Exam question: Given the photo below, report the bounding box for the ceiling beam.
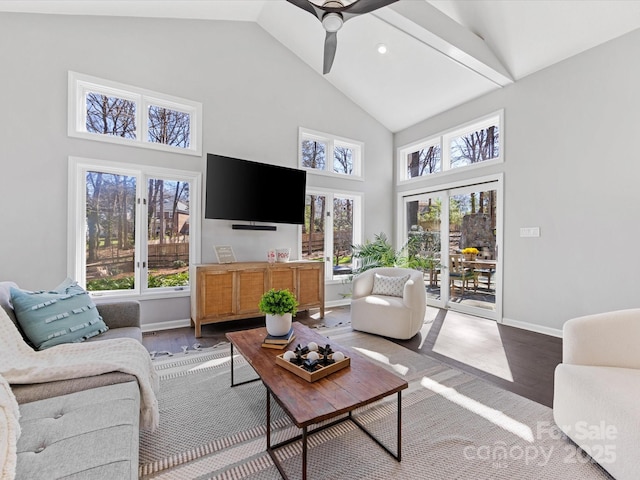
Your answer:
[374,0,513,87]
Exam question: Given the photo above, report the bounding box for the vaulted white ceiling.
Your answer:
[2,0,640,132]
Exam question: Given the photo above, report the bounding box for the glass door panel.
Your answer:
[448,186,498,316]
[405,193,443,307]
[302,194,327,263]
[146,178,190,290]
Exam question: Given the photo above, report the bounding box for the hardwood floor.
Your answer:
[142,305,562,408]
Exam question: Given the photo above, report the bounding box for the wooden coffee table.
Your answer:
[226,322,408,480]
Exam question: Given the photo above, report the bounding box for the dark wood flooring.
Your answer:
[142,305,562,408]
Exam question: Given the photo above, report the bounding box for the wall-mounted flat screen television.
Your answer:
[205,153,307,226]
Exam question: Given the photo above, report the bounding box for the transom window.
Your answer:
[68,157,201,297]
[398,110,502,182]
[68,71,202,156]
[299,127,363,179]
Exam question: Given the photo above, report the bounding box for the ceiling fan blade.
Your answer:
[343,0,398,16]
[285,0,324,21]
[323,31,338,74]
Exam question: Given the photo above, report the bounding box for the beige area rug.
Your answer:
[139,325,613,480]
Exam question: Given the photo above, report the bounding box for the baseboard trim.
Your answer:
[501,317,562,338]
[142,319,191,333]
[141,302,351,332]
[325,299,351,308]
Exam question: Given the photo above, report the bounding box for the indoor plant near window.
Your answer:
[258,289,298,336]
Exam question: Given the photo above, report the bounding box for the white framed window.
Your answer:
[398,110,503,183]
[300,188,363,282]
[68,71,202,156]
[67,157,201,298]
[299,127,363,179]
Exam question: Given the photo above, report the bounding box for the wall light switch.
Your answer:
[520,227,540,237]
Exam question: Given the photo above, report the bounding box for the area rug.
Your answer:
[139,325,613,480]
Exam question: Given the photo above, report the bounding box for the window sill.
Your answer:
[90,288,190,302]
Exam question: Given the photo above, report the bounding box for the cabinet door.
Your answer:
[237,268,268,314]
[201,270,234,318]
[270,266,296,294]
[297,264,323,307]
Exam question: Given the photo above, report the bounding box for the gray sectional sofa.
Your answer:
[0,281,144,480]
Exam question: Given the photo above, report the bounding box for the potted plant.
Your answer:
[258,288,298,336]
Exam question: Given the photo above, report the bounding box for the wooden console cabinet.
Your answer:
[191,261,325,337]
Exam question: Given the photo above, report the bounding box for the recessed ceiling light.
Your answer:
[377,43,388,55]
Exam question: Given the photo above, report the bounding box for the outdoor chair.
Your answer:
[449,254,478,296]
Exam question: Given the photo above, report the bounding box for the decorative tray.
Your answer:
[275,350,350,382]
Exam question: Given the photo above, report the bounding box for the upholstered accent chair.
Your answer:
[553,309,640,480]
[350,267,426,340]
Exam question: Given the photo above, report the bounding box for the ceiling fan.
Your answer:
[286,0,399,74]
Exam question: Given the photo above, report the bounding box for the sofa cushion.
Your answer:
[16,381,140,480]
[10,286,108,350]
[371,273,410,297]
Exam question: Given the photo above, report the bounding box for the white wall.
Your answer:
[395,28,640,334]
[0,13,393,325]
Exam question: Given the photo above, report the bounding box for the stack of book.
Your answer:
[261,327,296,349]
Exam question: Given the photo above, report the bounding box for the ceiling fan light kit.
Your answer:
[287,0,399,74]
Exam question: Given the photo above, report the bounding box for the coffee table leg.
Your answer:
[302,426,308,480]
[230,343,235,387]
[229,342,260,387]
[397,391,402,461]
[266,388,271,449]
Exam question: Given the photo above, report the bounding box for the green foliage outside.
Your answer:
[351,232,439,274]
[87,271,189,291]
[258,289,298,316]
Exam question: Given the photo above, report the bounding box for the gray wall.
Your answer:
[0,13,393,326]
[395,28,640,334]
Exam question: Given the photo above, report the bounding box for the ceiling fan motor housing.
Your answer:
[322,12,343,32]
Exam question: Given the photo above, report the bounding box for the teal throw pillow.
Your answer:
[10,282,108,350]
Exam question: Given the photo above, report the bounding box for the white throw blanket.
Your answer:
[0,374,20,480]
[0,307,159,431]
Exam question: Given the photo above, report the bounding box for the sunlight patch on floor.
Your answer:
[188,355,233,372]
[353,347,410,376]
[420,376,534,442]
[432,311,514,382]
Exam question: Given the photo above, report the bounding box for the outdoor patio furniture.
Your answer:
[449,254,478,296]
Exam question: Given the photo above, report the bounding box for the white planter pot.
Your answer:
[265,313,292,336]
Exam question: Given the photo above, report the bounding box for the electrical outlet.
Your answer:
[520,227,540,237]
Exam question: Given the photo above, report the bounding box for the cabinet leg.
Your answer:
[195,321,202,338]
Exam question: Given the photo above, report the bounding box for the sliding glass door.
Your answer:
[403,180,501,320]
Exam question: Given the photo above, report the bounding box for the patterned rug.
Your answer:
[139,326,613,480]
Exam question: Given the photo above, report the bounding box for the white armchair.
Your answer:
[350,267,426,340]
[553,309,640,480]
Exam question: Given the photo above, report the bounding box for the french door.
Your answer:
[402,180,502,321]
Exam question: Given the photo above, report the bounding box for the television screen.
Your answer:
[205,154,307,225]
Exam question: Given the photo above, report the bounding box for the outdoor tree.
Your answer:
[301,140,326,170]
[333,146,353,174]
[148,106,191,148]
[85,93,136,138]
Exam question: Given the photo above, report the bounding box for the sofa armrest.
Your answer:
[563,308,640,369]
[96,301,141,330]
[11,372,137,404]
